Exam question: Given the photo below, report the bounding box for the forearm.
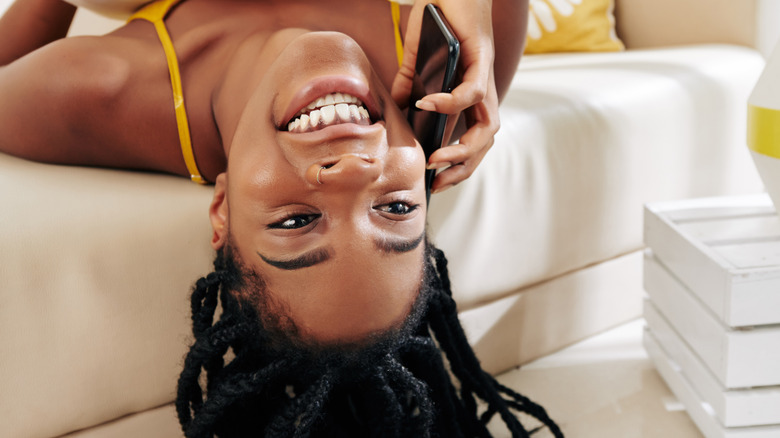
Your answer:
[0,0,77,65]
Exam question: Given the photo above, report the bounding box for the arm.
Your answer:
[0,0,77,65]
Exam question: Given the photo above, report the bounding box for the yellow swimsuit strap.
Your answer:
[129,0,206,184]
[129,0,406,184]
[389,0,404,68]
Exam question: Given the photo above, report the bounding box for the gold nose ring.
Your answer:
[316,166,325,184]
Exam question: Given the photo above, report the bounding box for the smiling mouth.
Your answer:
[286,92,373,133]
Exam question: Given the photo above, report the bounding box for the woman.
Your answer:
[0,0,526,350]
[0,1,562,436]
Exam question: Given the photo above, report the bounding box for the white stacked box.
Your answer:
[642,194,780,438]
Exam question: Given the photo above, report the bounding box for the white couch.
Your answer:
[1,0,771,436]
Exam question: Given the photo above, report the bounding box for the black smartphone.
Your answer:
[407,4,461,203]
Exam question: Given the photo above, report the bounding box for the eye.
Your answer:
[375,201,419,216]
[268,214,320,230]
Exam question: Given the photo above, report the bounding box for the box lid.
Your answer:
[644,194,780,327]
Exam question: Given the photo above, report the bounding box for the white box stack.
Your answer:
[642,194,780,438]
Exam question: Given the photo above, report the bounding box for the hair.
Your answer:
[176,240,563,438]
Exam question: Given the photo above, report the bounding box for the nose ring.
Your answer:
[316,166,325,184]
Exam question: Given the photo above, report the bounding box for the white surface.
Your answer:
[645,331,780,438]
[489,319,705,438]
[430,45,764,310]
[63,0,150,18]
[750,151,780,216]
[644,194,780,327]
[749,39,780,110]
[644,251,780,388]
[461,250,644,375]
[645,300,780,427]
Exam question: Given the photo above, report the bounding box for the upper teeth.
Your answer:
[287,92,371,132]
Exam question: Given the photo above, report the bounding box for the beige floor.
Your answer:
[489,318,704,438]
[63,319,702,438]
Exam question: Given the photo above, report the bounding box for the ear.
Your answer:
[210,173,229,250]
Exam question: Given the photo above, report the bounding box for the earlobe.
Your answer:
[210,173,229,250]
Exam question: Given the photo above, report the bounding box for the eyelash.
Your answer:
[268,214,321,230]
[267,201,419,230]
[375,201,420,216]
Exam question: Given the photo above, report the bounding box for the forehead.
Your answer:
[254,240,426,344]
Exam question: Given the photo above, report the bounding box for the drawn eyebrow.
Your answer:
[258,248,331,271]
[374,231,426,254]
[258,231,424,271]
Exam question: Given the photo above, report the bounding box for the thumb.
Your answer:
[390,61,416,109]
[389,1,426,108]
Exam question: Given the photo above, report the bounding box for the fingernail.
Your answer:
[415,99,436,111]
[426,161,451,170]
[432,184,454,194]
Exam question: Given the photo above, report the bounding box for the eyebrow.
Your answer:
[257,231,425,271]
[374,231,426,254]
[258,248,331,271]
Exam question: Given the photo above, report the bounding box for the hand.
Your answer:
[391,0,499,193]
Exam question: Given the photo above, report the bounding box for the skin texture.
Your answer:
[0,0,528,344]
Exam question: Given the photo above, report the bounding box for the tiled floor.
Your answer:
[490,318,704,438]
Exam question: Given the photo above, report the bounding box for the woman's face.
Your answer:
[210,31,428,345]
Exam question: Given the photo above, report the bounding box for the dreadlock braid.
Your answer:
[177,268,226,430]
[177,318,249,424]
[400,335,483,437]
[264,372,335,438]
[427,246,564,438]
[176,242,563,438]
[372,368,403,438]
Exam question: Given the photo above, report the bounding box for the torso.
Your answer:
[103,0,407,182]
[73,0,524,182]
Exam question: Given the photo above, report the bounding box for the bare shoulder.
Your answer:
[0,32,179,170]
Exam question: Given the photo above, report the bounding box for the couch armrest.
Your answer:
[616,0,780,57]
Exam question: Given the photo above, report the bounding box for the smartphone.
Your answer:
[407,4,461,202]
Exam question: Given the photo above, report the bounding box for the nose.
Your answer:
[307,154,381,189]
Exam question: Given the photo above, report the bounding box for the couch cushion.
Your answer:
[0,156,214,438]
[427,44,765,310]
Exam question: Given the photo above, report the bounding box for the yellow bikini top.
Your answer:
[130,0,406,184]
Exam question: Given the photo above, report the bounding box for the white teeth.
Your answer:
[349,104,360,120]
[309,109,321,127]
[335,103,350,120]
[298,113,310,131]
[287,92,373,132]
[320,105,336,124]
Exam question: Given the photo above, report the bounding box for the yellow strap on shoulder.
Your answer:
[390,1,404,68]
[130,0,206,184]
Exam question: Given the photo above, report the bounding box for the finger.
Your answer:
[416,35,494,113]
[390,2,425,107]
[430,137,494,193]
[426,100,498,167]
[391,62,416,110]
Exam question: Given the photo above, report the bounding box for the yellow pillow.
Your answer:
[525,0,624,54]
